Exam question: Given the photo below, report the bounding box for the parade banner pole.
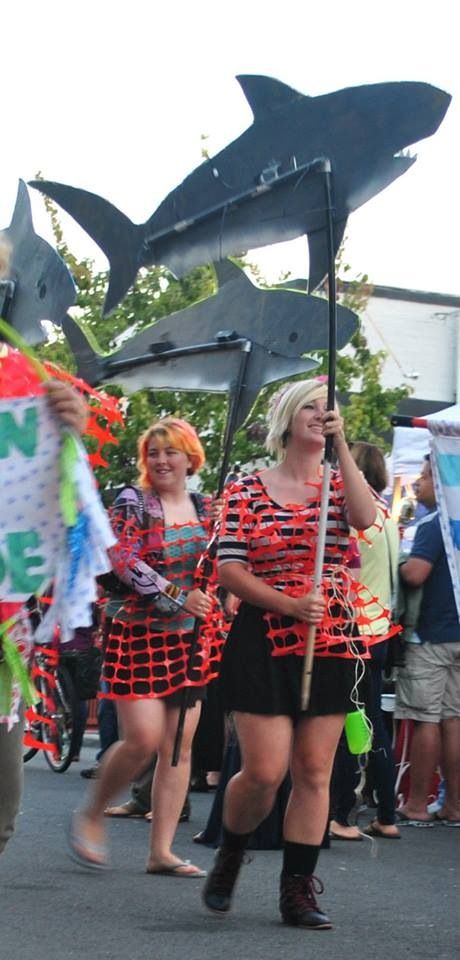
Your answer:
[301,160,337,711]
[390,415,429,428]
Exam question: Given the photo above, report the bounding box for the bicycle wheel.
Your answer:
[43,664,79,773]
[23,708,41,762]
[23,652,47,762]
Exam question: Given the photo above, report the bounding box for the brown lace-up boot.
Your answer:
[202,846,247,914]
[279,873,332,929]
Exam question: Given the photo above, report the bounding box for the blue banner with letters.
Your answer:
[430,422,460,620]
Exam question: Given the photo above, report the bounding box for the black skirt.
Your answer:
[220,602,366,721]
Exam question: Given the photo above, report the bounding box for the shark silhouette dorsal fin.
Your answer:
[236,75,303,119]
[214,259,249,288]
[10,179,32,233]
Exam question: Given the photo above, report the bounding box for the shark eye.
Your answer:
[289,332,298,343]
[38,280,47,300]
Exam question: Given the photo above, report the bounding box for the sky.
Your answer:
[2,0,459,296]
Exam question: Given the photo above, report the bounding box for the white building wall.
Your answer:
[356,292,460,404]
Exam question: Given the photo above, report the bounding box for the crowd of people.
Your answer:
[1,361,459,931]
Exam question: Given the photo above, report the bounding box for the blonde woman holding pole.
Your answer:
[203,378,375,930]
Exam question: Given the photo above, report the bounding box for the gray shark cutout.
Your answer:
[62,259,358,431]
[0,180,76,343]
[30,76,450,316]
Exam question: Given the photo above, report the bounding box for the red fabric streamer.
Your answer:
[43,361,124,467]
[0,346,124,467]
[0,346,44,397]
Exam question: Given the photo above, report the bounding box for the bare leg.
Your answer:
[75,700,166,860]
[438,717,460,820]
[400,720,440,820]
[224,713,293,834]
[285,714,345,845]
[146,701,202,873]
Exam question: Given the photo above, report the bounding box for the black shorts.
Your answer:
[219,603,367,721]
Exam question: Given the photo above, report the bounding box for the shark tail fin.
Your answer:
[62,314,107,386]
[28,180,143,316]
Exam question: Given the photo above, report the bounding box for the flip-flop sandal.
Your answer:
[329,822,363,841]
[396,812,434,828]
[104,801,146,818]
[364,822,401,839]
[67,813,109,870]
[434,813,460,827]
[329,830,363,841]
[146,859,207,878]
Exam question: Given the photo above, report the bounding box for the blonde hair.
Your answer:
[265,378,329,459]
[0,233,12,279]
[137,416,205,488]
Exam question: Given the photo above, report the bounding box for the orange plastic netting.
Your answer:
[100,518,227,699]
[220,475,399,660]
[0,348,123,467]
[44,362,123,467]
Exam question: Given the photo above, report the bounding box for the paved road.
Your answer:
[1,738,458,960]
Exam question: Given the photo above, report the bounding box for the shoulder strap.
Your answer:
[131,486,149,528]
[112,484,149,529]
[190,491,208,519]
[383,519,396,603]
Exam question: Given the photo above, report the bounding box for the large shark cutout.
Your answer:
[30,77,450,316]
[61,259,358,431]
[0,180,76,343]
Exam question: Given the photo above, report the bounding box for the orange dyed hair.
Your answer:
[137,416,206,488]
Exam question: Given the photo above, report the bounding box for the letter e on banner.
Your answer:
[0,396,66,601]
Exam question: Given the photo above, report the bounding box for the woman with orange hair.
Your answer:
[69,417,225,877]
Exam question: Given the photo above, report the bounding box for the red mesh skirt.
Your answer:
[100,601,226,700]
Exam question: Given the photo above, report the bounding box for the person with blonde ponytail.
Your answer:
[203,377,376,929]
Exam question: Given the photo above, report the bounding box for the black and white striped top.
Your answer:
[217,473,351,587]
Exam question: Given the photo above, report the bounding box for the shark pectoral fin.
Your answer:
[307,217,347,293]
[62,314,106,386]
[230,390,257,434]
[261,354,319,387]
[213,259,247,288]
[390,153,416,179]
[236,74,304,119]
[29,180,142,316]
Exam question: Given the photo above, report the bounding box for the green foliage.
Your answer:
[312,248,410,445]
[35,187,409,495]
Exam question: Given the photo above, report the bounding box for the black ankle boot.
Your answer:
[279,872,332,929]
[202,846,246,914]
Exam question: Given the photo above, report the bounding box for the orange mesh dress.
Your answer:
[217,473,390,719]
[100,487,226,701]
